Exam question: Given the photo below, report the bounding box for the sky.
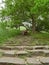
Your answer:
[0,0,2,3]
[0,0,5,10]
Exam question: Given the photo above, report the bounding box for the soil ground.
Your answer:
[3,35,49,46]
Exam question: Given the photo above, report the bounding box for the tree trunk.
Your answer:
[31,15,36,33]
[32,21,36,33]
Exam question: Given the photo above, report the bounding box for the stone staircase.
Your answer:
[0,45,49,65]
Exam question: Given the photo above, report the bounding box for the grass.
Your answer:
[0,28,20,45]
[31,32,49,39]
[0,28,49,45]
[31,32,49,45]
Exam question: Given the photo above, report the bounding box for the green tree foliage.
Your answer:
[1,0,49,32]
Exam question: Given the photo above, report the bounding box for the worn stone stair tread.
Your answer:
[0,46,15,50]
[27,50,44,56]
[27,49,49,54]
[0,46,49,50]
[0,57,26,65]
[3,50,16,55]
[0,49,49,56]
[0,49,49,55]
[6,46,33,49]
[16,51,28,55]
[45,46,49,48]
[40,57,49,64]
[15,46,33,50]
[0,46,33,50]
[44,50,49,53]
[43,50,49,56]
[27,49,44,52]
[27,57,49,64]
[1,50,28,56]
[33,46,47,49]
[0,56,49,65]
[26,57,41,65]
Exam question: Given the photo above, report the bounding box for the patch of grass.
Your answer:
[18,55,27,59]
[0,28,20,45]
[31,32,49,39]
[30,32,49,45]
[0,52,3,57]
[0,28,49,46]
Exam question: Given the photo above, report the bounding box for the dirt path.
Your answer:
[3,35,33,46]
[3,35,49,46]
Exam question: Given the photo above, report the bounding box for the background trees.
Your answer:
[1,0,49,32]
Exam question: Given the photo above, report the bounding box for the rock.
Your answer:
[15,46,33,50]
[17,26,26,31]
[2,50,28,57]
[45,46,49,49]
[16,51,28,55]
[40,57,49,65]
[27,57,42,65]
[3,50,16,57]
[0,57,26,65]
[27,50,44,56]
[33,46,46,49]
[44,50,49,56]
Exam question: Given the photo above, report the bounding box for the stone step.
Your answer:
[27,50,44,56]
[0,56,49,65]
[15,46,33,50]
[2,50,17,57]
[44,50,49,56]
[0,46,49,50]
[0,46,15,50]
[0,50,28,57]
[0,46,33,50]
[16,51,28,55]
[33,46,49,49]
[27,57,49,65]
[11,46,49,50]
[40,57,49,65]
[13,46,49,50]
[0,63,16,65]
[28,50,49,57]
[0,57,26,65]
[0,49,49,57]
[26,57,42,65]
[28,50,44,56]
